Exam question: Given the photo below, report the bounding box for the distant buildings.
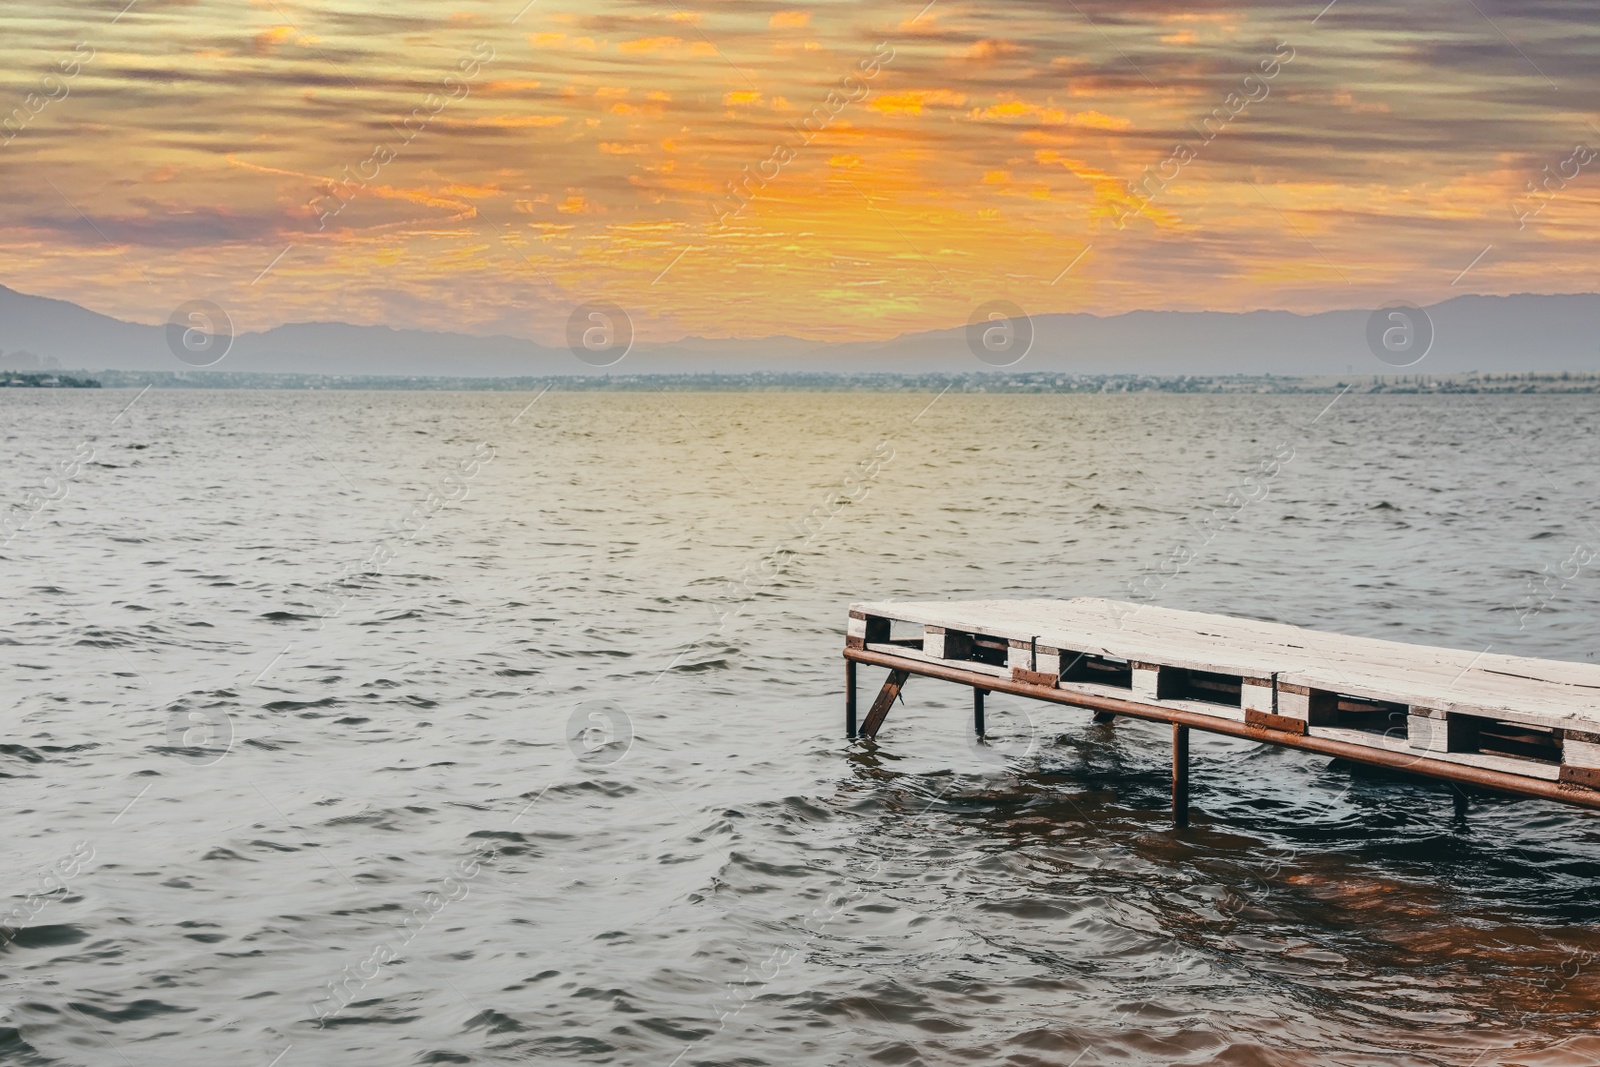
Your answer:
[0,372,98,388]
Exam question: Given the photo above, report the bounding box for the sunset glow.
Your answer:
[3,0,1597,343]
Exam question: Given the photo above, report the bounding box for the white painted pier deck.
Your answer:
[843,598,1600,821]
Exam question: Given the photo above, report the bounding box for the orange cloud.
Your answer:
[1158,12,1239,29]
[347,183,477,214]
[970,99,1131,129]
[963,39,1024,62]
[1034,149,1179,229]
[1070,110,1132,130]
[620,36,683,54]
[723,91,763,106]
[442,182,501,199]
[529,32,598,50]
[557,194,602,214]
[770,11,811,28]
[478,79,543,95]
[868,89,968,115]
[969,99,1067,124]
[252,26,297,56]
[469,115,567,129]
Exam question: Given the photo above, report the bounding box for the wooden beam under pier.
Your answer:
[859,668,909,741]
[842,644,1600,814]
[1173,723,1190,828]
[845,658,857,738]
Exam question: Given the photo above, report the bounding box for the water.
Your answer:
[2,388,1599,1066]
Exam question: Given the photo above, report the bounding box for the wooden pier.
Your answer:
[843,598,1600,820]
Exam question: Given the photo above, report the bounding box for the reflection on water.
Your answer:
[1,389,1598,1066]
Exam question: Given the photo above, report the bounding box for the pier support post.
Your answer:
[1173,723,1190,828]
[974,688,986,737]
[846,659,857,738]
[860,669,909,740]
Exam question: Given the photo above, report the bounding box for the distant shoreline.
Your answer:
[6,370,1596,394]
[0,372,101,388]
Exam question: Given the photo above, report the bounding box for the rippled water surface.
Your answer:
[3,389,1600,1066]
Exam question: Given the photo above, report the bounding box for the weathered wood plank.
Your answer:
[848,597,1600,734]
[1560,765,1600,790]
[859,669,909,740]
[1246,708,1309,735]
[846,644,1600,809]
[1012,667,1058,687]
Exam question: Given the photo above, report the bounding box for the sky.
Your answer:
[2,0,1599,343]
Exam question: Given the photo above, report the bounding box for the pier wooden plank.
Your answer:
[844,644,1600,813]
[844,597,1600,807]
[1246,709,1309,735]
[849,597,1600,733]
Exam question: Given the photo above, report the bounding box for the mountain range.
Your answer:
[0,285,1595,378]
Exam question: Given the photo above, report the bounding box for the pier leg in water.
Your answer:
[859,669,910,740]
[974,688,986,738]
[1092,711,1116,725]
[846,659,857,738]
[1172,723,1190,828]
